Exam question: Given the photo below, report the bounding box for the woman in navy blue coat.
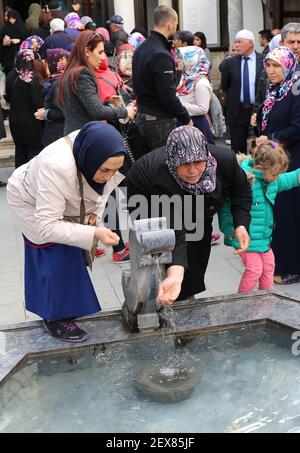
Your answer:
[255,47,300,284]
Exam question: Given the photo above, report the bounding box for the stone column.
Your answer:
[114,0,136,33]
[228,0,243,45]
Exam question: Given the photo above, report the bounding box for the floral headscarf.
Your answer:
[166,126,217,195]
[64,12,83,30]
[262,46,298,131]
[177,46,210,96]
[128,32,146,49]
[16,49,35,83]
[44,48,70,96]
[20,35,44,52]
[46,48,70,76]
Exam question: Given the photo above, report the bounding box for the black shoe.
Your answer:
[42,319,88,343]
[0,181,7,188]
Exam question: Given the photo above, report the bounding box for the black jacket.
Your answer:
[6,72,44,146]
[124,145,252,298]
[220,53,264,126]
[132,31,190,124]
[42,79,65,147]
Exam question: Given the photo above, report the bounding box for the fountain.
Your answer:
[1,218,300,432]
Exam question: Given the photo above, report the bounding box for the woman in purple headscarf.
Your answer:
[255,46,300,285]
[124,126,252,303]
[35,48,70,147]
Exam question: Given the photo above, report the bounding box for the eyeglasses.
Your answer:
[87,32,103,45]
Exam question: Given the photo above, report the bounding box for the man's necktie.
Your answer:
[243,57,251,106]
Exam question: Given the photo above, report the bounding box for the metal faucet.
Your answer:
[122,218,175,333]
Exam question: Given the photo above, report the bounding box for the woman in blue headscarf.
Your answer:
[7,122,127,343]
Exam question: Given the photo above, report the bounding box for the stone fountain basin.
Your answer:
[1,291,300,387]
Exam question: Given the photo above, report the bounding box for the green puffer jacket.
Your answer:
[219,159,300,253]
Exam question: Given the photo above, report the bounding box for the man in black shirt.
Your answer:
[132,5,192,152]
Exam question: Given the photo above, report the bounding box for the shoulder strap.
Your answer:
[98,73,121,93]
[65,135,85,225]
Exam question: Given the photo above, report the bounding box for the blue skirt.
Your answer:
[24,238,101,321]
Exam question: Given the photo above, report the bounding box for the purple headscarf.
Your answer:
[20,35,44,52]
[64,12,83,30]
[166,126,217,195]
[128,32,146,49]
[16,49,35,83]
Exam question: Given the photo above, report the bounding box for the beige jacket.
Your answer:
[6,131,124,251]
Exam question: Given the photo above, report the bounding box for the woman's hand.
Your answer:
[126,105,137,120]
[94,227,120,247]
[34,108,45,121]
[157,265,185,306]
[250,113,257,127]
[256,135,269,147]
[88,213,97,226]
[109,95,123,108]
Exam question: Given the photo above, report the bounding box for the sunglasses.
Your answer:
[87,31,103,45]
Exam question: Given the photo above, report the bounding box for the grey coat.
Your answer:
[62,68,128,135]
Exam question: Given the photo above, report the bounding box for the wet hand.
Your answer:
[94,227,120,247]
[157,277,182,306]
[234,226,250,255]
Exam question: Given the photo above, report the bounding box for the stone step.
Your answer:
[0,120,15,167]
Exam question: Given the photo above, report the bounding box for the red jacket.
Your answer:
[95,58,126,103]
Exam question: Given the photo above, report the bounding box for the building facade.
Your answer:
[1,0,300,85]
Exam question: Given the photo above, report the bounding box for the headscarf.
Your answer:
[20,35,44,52]
[166,126,217,195]
[96,27,110,42]
[128,32,146,49]
[73,122,127,194]
[177,46,210,96]
[25,3,42,31]
[269,34,281,52]
[64,12,83,30]
[4,9,28,40]
[262,47,298,131]
[81,16,93,27]
[44,48,70,95]
[16,49,35,83]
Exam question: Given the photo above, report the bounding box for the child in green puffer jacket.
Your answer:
[219,141,300,294]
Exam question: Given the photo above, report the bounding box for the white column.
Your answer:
[114,0,136,33]
[228,0,243,45]
[242,0,264,52]
[159,0,172,6]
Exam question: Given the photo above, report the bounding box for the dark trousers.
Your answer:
[104,190,126,253]
[136,116,177,152]
[229,105,253,153]
[15,144,43,169]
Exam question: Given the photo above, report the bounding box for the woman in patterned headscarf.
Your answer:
[35,48,70,147]
[5,49,45,167]
[255,47,300,285]
[177,46,215,144]
[124,126,252,303]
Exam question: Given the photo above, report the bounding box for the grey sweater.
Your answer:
[63,68,127,135]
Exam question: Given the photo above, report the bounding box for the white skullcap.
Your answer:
[269,34,282,52]
[236,29,255,42]
[50,18,65,34]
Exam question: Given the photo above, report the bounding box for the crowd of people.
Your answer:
[0,3,299,343]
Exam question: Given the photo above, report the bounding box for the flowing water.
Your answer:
[1,324,300,433]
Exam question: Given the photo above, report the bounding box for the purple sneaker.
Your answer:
[43,319,88,343]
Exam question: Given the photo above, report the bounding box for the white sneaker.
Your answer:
[225,140,231,146]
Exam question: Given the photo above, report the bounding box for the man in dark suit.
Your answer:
[220,30,264,153]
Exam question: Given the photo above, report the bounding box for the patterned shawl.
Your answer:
[262,46,299,131]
